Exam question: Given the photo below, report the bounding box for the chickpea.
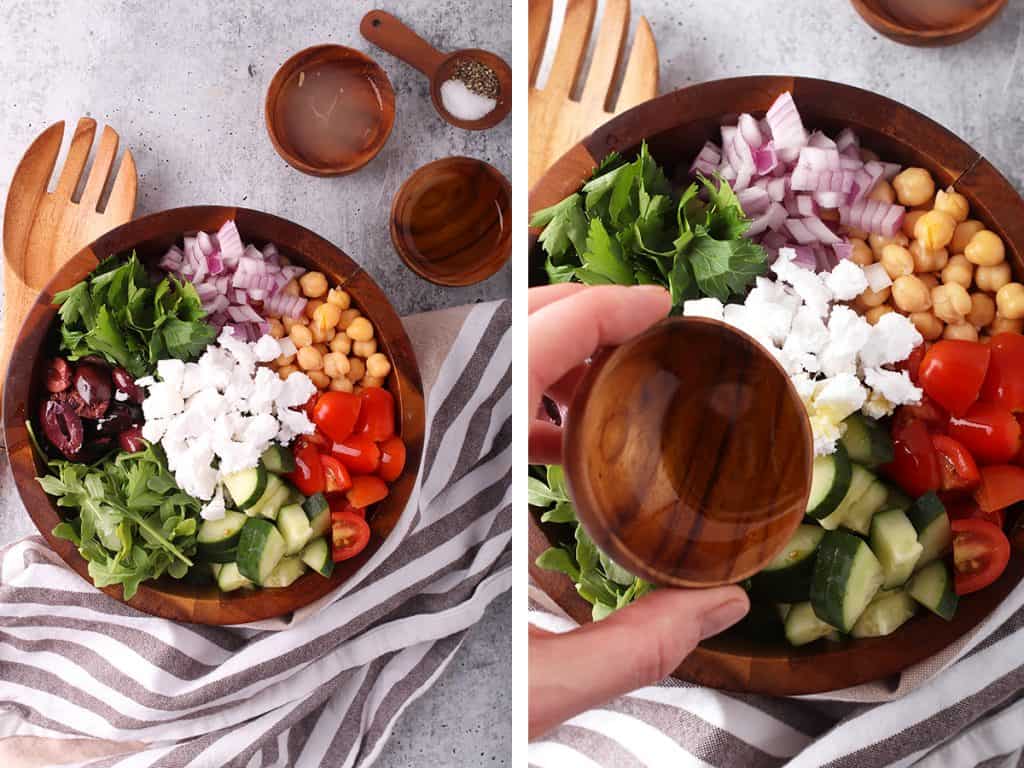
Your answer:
[849,238,874,266]
[346,316,374,342]
[282,315,306,333]
[870,233,909,256]
[845,227,870,241]
[934,188,970,223]
[323,352,351,379]
[329,334,352,355]
[308,370,330,389]
[990,315,1024,335]
[366,353,392,379]
[338,308,362,330]
[274,352,295,367]
[299,271,328,298]
[860,286,891,308]
[329,376,354,393]
[880,245,915,279]
[297,346,323,371]
[353,339,377,358]
[967,292,997,328]
[996,282,1024,320]
[868,179,896,204]
[910,311,944,341]
[976,262,1013,293]
[278,364,299,380]
[289,324,313,348]
[909,241,948,273]
[326,288,351,310]
[951,220,985,254]
[918,273,940,291]
[932,283,972,324]
[313,302,342,333]
[914,210,957,251]
[902,210,927,239]
[283,280,301,297]
[940,255,974,289]
[892,275,932,313]
[861,148,879,163]
[943,323,979,342]
[892,167,935,207]
[314,343,329,356]
[268,318,285,339]
[347,357,366,381]
[309,322,331,344]
[362,376,385,389]
[866,304,895,325]
[964,230,1006,267]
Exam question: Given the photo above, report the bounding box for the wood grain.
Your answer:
[528,75,1024,693]
[850,0,1008,46]
[3,206,424,625]
[2,119,136,400]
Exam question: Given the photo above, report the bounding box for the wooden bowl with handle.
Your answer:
[3,206,424,625]
[528,76,1024,694]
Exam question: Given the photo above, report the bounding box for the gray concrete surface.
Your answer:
[0,0,510,765]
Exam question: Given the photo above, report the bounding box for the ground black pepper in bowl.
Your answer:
[451,58,500,99]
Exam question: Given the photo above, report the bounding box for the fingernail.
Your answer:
[633,285,668,295]
[699,599,749,640]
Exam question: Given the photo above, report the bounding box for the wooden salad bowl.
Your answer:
[3,206,425,625]
[528,76,1024,695]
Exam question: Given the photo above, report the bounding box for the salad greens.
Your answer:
[530,142,768,307]
[54,253,216,378]
[531,466,653,621]
[34,430,200,599]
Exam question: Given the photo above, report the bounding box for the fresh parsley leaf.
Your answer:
[532,195,589,263]
[581,219,633,285]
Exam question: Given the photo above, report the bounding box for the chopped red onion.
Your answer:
[738,113,763,149]
[840,199,905,236]
[832,242,854,261]
[802,216,842,245]
[217,220,245,264]
[754,143,778,175]
[836,128,859,154]
[690,141,722,176]
[795,195,817,217]
[808,131,837,150]
[766,92,808,150]
[737,187,771,215]
[746,202,788,237]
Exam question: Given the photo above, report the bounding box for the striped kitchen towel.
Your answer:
[529,576,1024,768]
[0,299,511,768]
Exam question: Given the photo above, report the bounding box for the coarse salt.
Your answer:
[440,79,496,121]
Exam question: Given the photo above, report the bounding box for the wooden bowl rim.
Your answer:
[849,0,1008,45]
[3,205,424,625]
[527,74,1024,694]
[429,48,513,131]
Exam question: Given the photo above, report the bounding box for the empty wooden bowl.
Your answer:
[361,10,511,131]
[3,206,425,624]
[390,156,511,286]
[265,44,396,176]
[528,76,1024,694]
[850,0,1008,46]
[563,318,812,589]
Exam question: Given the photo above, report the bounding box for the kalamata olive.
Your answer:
[45,358,73,393]
[93,402,143,436]
[118,426,146,453]
[40,399,84,459]
[72,364,112,419]
[111,366,144,403]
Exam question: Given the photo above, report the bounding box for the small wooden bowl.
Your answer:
[850,0,1008,46]
[563,318,812,588]
[529,76,1024,694]
[3,206,425,625]
[361,10,511,131]
[389,156,511,286]
[265,45,396,176]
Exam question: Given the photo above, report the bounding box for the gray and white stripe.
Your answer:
[0,300,511,768]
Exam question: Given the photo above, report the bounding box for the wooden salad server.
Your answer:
[528,0,659,188]
[2,119,137,400]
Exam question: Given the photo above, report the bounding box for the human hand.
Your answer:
[528,284,750,740]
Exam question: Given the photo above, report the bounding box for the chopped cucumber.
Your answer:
[810,530,884,632]
[248,476,289,520]
[806,445,852,519]
[301,537,334,578]
[197,510,247,552]
[784,601,837,646]
[277,504,314,555]
[261,556,307,588]
[841,478,888,536]
[216,562,254,592]
[200,547,238,564]
[840,413,894,467]
[871,509,924,588]
[851,589,917,638]
[884,486,913,513]
[236,518,287,585]
[260,444,296,475]
[309,507,330,538]
[818,464,875,530]
[303,492,329,519]
[751,525,824,603]
[776,603,792,622]
[908,492,952,570]
[222,466,268,510]
[907,560,958,620]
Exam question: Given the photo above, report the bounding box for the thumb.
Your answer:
[529,586,749,740]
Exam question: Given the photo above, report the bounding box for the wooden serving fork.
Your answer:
[528,0,659,188]
[1,118,137,398]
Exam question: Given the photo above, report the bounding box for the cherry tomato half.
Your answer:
[355,388,395,442]
[899,344,927,387]
[951,518,1011,595]
[332,434,381,475]
[932,434,980,492]
[948,402,1022,465]
[378,436,407,483]
[896,395,948,432]
[320,454,352,494]
[919,340,991,417]
[329,495,365,520]
[884,417,941,498]
[287,439,325,496]
[346,475,389,509]
[942,495,1005,529]
[979,333,1024,414]
[312,391,362,444]
[331,511,371,562]
[974,464,1024,513]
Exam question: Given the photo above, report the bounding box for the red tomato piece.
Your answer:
[979,333,1024,413]
[287,439,325,496]
[312,391,362,444]
[346,475,389,508]
[320,455,352,494]
[942,495,1005,529]
[918,340,991,417]
[975,465,1024,512]
[895,395,948,432]
[931,434,981,492]
[898,344,927,387]
[948,402,1022,465]
[332,434,381,475]
[302,393,318,420]
[1016,415,1024,468]
[328,495,365,520]
[951,518,1011,595]
[355,388,396,442]
[378,436,407,483]
[884,417,942,498]
[331,511,371,562]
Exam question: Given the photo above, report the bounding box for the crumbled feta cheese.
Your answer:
[201,486,226,521]
[809,412,845,456]
[142,382,185,421]
[863,390,896,419]
[820,306,872,377]
[682,297,725,321]
[859,313,924,369]
[813,373,868,424]
[157,359,186,394]
[864,367,922,407]
[278,371,317,409]
[825,260,869,301]
[253,334,283,363]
